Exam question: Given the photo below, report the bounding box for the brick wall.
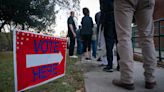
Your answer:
[153,0,164,50]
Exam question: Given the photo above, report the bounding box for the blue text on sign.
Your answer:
[34,39,59,53]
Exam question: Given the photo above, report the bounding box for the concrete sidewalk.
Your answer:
[81,61,164,92]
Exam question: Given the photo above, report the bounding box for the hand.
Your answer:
[73,32,76,38]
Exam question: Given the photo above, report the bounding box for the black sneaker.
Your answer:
[103,67,113,72]
[85,58,91,61]
[97,58,102,62]
[116,66,120,71]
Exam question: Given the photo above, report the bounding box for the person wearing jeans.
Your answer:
[113,0,157,90]
[91,24,97,59]
[76,26,83,55]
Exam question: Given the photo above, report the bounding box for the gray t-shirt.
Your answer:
[92,25,97,41]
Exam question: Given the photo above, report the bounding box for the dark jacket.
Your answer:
[100,0,114,25]
[95,11,101,26]
[81,16,93,35]
[100,0,114,13]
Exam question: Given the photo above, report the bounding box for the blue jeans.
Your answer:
[91,40,97,58]
[77,38,83,55]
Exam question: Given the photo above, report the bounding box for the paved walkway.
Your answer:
[80,61,164,92]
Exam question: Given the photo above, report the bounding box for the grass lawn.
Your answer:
[0,51,84,92]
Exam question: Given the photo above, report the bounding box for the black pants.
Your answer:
[69,36,75,56]
[103,13,119,69]
[81,34,92,52]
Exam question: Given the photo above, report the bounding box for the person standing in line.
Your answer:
[95,11,101,40]
[81,7,94,61]
[95,11,102,62]
[76,25,83,55]
[100,0,119,72]
[91,24,97,60]
[113,0,157,90]
[97,24,108,66]
[67,11,78,58]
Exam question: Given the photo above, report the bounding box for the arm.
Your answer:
[68,17,76,37]
[69,24,76,37]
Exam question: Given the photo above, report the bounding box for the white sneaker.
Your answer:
[69,55,78,58]
[92,57,97,61]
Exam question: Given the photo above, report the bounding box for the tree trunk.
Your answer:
[22,24,25,30]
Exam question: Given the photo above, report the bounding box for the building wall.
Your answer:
[154,0,164,20]
[153,0,164,50]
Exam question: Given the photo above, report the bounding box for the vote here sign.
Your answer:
[13,29,67,92]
